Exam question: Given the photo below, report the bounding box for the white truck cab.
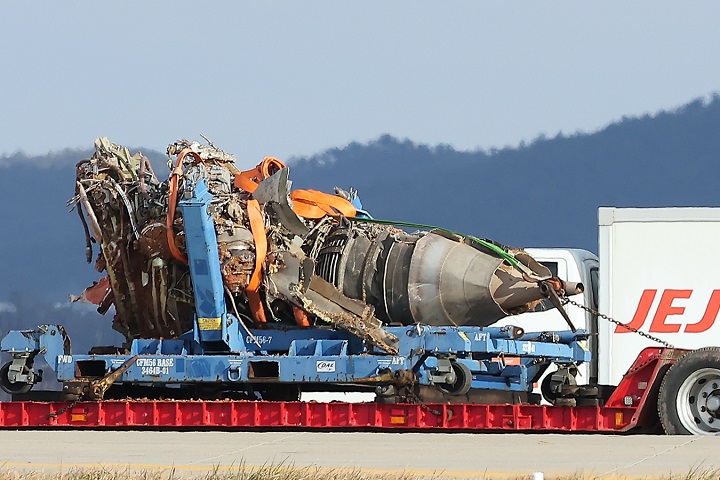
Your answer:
[491,248,600,388]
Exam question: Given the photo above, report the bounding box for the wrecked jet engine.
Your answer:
[71,137,582,353]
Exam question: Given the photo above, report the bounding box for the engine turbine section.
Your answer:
[311,224,558,328]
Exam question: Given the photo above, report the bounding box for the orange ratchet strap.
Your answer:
[236,157,357,325]
[293,307,311,327]
[246,198,268,324]
[234,156,286,193]
[248,196,311,327]
[235,158,357,220]
[289,189,357,219]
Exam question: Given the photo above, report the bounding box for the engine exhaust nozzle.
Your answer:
[562,281,584,296]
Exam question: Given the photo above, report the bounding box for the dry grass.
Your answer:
[0,466,717,480]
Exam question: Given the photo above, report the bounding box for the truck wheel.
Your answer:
[438,361,473,396]
[0,361,33,395]
[658,347,720,435]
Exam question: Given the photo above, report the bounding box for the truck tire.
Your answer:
[658,347,720,435]
[0,362,33,395]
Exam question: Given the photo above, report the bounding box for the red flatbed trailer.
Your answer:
[0,348,684,433]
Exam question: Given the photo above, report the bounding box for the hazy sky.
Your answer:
[1,2,719,169]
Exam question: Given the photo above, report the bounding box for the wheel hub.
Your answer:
[677,368,720,433]
[703,390,720,417]
[658,347,720,435]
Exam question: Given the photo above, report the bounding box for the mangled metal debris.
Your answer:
[70,137,581,352]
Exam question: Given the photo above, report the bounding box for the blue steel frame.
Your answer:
[180,179,244,351]
[2,324,590,393]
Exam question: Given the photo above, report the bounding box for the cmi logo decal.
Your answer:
[316,360,336,373]
[616,289,720,334]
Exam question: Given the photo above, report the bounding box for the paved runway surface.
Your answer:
[0,431,718,478]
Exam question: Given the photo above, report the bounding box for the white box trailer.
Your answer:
[489,207,720,434]
[494,208,720,399]
[598,207,720,385]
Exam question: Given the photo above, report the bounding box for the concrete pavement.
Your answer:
[0,431,718,478]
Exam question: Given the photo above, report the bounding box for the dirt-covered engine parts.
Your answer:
[71,137,578,352]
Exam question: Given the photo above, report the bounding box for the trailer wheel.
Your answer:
[540,367,577,404]
[658,347,720,435]
[438,361,473,396]
[0,362,33,395]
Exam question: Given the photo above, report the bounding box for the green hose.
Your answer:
[346,216,520,267]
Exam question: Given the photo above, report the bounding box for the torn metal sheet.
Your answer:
[71,137,579,350]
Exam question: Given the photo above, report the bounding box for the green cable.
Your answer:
[345,216,519,267]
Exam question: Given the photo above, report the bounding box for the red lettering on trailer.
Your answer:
[617,289,720,334]
[685,290,720,333]
[649,289,691,333]
[616,289,657,333]
[615,289,720,333]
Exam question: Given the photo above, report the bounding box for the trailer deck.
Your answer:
[0,400,644,433]
[0,347,680,433]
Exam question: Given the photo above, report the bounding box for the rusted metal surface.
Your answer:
[70,138,577,350]
[86,355,139,400]
[71,139,192,341]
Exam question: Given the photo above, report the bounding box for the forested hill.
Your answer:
[288,95,720,252]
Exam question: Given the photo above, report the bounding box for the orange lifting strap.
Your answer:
[235,158,357,219]
[234,156,286,193]
[246,199,268,324]
[293,307,311,327]
[166,149,204,265]
[289,189,357,219]
[235,157,358,326]
[248,199,310,327]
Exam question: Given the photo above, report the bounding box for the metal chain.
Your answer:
[561,295,675,349]
[405,377,443,416]
[46,398,81,419]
